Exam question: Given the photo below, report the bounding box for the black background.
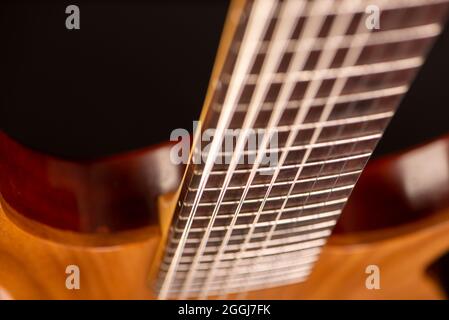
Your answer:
[0,1,448,159]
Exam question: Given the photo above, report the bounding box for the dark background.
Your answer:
[0,1,448,160]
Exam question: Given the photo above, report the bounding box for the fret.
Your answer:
[254,23,441,54]
[180,189,348,220]
[160,247,322,271]
[160,254,318,279]
[224,72,413,119]
[189,153,368,192]
[233,56,423,85]
[188,170,359,203]
[163,264,314,290]
[166,230,331,256]
[163,272,311,297]
[196,152,370,176]
[203,133,380,158]
[208,128,384,157]
[175,208,343,233]
[189,169,361,192]
[222,111,393,135]
[214,85,407,112]
[234,4,447,65]
[184,184,354,208]
[161,247,322,272]
[165,275,311,298]
[176,209,340,232]
[269,0,449,20]
[170,221,336,249]
[167,238,327,263]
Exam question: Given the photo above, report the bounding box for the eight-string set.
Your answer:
[156,0,449,299]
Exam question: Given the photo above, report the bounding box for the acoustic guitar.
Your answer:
[1,0,449,300]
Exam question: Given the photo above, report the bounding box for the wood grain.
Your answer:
[1,191,449,299]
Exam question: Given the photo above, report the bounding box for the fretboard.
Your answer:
[156,0,449,299]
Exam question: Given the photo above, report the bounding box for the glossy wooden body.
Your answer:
[1,134,449,299]
[0,132,183,232]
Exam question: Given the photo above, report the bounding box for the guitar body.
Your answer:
[2,0,449,300]
[1,133,449,300]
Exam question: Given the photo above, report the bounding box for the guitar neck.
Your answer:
[157,0,449,299]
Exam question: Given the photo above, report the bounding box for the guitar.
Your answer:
[1,0,449,299]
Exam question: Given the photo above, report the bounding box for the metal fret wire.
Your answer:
[215,84,408,114]
[270,0,447,18]
[197,152,370,176]
[166,219,337,246]
[213,111,393,139]
[171,0,280,299]
[160,247,321,272]
[166,229,331,255]
[166,253,319,277]
[189,169,362,192]
[187,183,354,207]
[213,84,407,114]
[181,0,305,298]
[248,23,440,56]
[229,56,422,85]
[204,132,380,157]
[216,0,372,298]
[175,207,344,233]
[157,0,276,299]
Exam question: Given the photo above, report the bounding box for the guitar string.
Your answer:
[227,0,383,297]
[215,0,360,297]
[158,0,275,299]
[196,0,311,299]
[176,0,279,299]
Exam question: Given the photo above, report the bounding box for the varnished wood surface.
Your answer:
[1,191,449,300]
[0,197,157,299]
[0,131,183,232]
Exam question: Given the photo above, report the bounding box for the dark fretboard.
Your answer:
[156,0,449,299]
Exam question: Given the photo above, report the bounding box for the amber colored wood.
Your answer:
[2,190,449,300]
[0,197,158,299]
